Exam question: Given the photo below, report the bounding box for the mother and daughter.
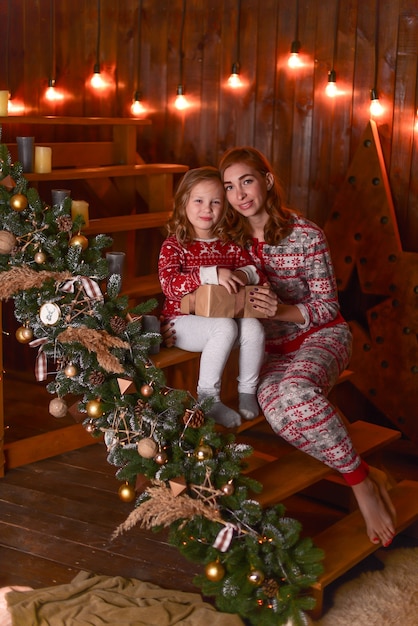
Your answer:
[158,145,396,549]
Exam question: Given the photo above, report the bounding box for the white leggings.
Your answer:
[172,315,265,399]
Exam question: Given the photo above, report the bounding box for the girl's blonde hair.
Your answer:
[219,146,294,247]
[166,166,227,244]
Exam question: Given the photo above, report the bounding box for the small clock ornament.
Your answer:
[39,302,61,326]
[49,397,68,418]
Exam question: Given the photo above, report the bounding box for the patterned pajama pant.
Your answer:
[257,323,360,476]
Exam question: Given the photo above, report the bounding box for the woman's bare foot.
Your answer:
[351,466,396,546]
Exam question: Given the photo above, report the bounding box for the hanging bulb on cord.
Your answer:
[174,84,189,110]
[45,78,64,102]
[131,91,146,116]
[369,88,383,117]
[227,62,242,87]
[91,63,105,89]
[325,69,338,97]
[288,41,303,68]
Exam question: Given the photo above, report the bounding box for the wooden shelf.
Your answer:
[0,116,151,126]
[24,163,188,182]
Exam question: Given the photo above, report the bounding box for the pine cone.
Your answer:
[57,215,73,232]
[134,399,147,417]
[89,370,106,386]
[110,315,128,334]
[182,408,205,428]
[262,578,279,598]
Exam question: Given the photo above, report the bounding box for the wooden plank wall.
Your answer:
[0,0,416,250]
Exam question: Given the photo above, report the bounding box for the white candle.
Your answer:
[34,146,52,173]
[0,90,9,116]
[71,200,90,227]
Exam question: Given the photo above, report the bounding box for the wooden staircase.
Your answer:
[155,348,418,618]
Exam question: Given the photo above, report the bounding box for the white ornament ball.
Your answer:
[49,397,68,418]
[0,230,16,255]
[137,438,158,459]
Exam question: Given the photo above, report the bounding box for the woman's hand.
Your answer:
[248,285,278,317]
[159,315,176,347]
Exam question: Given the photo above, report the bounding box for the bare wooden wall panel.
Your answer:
[1,0,416,233]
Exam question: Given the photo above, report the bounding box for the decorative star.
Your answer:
[190,466,224,507]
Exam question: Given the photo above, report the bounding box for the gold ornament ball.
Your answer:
[15,325,34,344]
[10,193,28,212]
[69,234,89,250]
[0,230,17,255]
[194,443,213,461]
[64,363,78,378]
[221,481,235,496]
[205,560,225,582]
[49,397,68,418]
[84,421,96,433]
[154,450,168,465]
[140,383,154,397]
[137,437,158,459]
[86,399,103,418]
[34,251,47,264]
[247,569,265,586]
[118,483,136,503]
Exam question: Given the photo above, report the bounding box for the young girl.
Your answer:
[219,146,396,548]
[158,166,265,428]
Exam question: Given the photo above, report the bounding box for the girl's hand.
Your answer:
[217,268,247,294]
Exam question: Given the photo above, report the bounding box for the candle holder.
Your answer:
[51,189,71,208]
[17,137,34,172]
[141,315,161,354]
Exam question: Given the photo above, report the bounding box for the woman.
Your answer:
[218,146,396,548]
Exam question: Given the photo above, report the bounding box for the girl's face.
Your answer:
[222,162,273,220]
[185,179,225,239]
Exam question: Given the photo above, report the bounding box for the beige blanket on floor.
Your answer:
[4,571,245,626]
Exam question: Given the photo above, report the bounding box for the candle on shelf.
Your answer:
[106,251,126,278]
[34,146,52,173]
[0,91,9,116]
[52,189,71,208]
[71,200,89,227]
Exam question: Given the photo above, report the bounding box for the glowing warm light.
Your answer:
[131,93,147,117]
[90,64,106,89]
[227,63,242,88]
[7,99,24,114]
[288,41,303,68]
[369,89,383,117]
[415,109,418,131]
[174,85,189,111]
[325,70,337,97]
[45,84,64,102]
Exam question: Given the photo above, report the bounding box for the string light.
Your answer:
[369,0,384,117]
[174,0,189,110]
[288,0,303,69]
[90,0,106,89]
[325,0,339,97]
[227,0,243,88]
[131,0,147,116]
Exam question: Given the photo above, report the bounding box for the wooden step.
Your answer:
[248,421,401,506]
[121,273,162,298]
[309,479,418,618]
[25,163,188,182]
[84,211,171,235]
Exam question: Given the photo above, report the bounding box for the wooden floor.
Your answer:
[1,371,418,615]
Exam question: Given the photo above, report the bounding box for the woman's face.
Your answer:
[222,162,272,220]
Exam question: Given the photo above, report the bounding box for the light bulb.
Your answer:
[325,69,337,97]
[91,63,105,89]
[174,85,189,110]
[227,62,242,88]
[288,41,303,68]
[131,92,146,116]
[45,79,64,102]
[369,89,383,117]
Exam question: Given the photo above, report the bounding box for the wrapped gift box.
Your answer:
[180,285,267,318]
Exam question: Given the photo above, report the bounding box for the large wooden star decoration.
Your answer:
[324,120,417,444]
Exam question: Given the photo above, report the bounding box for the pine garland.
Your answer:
[0,143,324,626]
